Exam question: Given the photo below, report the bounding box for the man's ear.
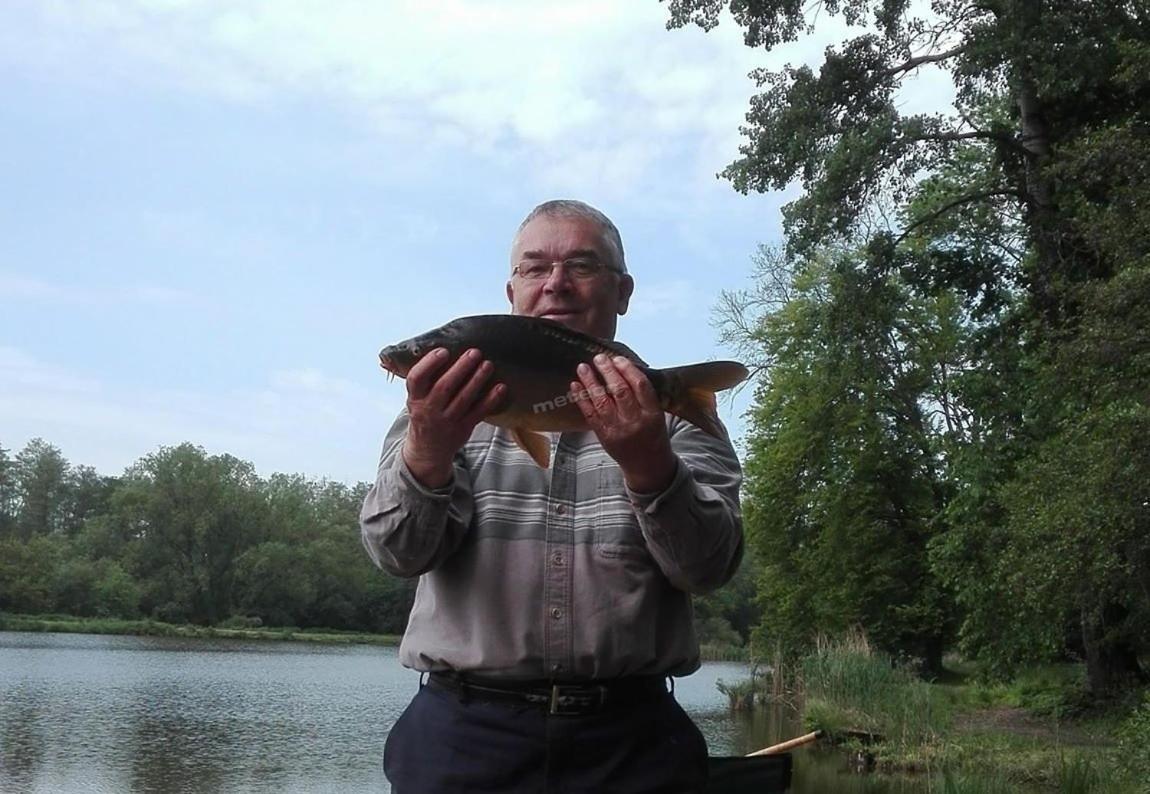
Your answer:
[506,280,515,307]
[616,274,635,315]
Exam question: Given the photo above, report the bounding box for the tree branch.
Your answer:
[911,129,1027,154]
[896,189,1023,245]
[881,45,967,78]
[914,131,1000,143]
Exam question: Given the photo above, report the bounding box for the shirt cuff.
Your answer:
[625,456,689,514]
[397,456,456,498]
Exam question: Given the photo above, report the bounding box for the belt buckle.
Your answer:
[548,683,605,716]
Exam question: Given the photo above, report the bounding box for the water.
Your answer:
[0,632,788,793]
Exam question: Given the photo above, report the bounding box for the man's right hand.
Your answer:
[402,347,506,489]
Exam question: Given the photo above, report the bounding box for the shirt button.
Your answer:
[552,663,563,674]
[551,551,563,566]
[555,504,566,515]
[551,607,562,620]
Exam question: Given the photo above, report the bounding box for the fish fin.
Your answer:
[661,361,749,438]
[663,361,749,392]
[511,427,551,468]
[672,388,726,438]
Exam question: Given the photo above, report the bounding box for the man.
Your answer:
[360,200,744,793]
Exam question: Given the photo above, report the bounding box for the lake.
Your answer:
[0,632,788,793]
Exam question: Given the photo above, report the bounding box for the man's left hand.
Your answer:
[571,354,677,493]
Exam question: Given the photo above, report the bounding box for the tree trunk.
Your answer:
[1014,71,1063,321]
[1081,603,1148,696]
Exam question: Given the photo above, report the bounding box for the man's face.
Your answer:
[506,215,634,340]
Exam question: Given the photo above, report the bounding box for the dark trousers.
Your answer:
[383,679,709,793]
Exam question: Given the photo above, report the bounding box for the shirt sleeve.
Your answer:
[625,416,745,594]
[359,409,475,578]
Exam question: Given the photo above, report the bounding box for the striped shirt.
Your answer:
[359,411,744,680]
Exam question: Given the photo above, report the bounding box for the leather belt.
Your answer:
[426,672,669,716]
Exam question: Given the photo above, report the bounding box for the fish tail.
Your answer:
[661,361,748,438]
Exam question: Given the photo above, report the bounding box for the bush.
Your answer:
[1116,691,1150,784]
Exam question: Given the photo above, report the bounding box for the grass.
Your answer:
[801,629,952,747]
[0,612,401,646]
[698,642,751,662]
[724,631,1150,791]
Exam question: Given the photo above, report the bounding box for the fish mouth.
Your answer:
[379,351,408,379]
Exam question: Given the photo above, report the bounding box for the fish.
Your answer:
[378,314,748,467]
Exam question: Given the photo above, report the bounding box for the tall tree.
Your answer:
[0,444,17,536]
[727,246,956,668]
[118,444,265,624]
[667,0,1149,690]
[60,465,119,536]
[14,438,70,539]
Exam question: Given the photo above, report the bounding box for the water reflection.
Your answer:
[2,633,969,793]
[1,635,769,793]
[1,633,412,793]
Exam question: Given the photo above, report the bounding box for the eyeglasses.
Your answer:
[512,257,622,280]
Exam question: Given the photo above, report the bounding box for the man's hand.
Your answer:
[571,354,677,493]
[403,348,505,489]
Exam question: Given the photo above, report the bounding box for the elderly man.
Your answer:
[360,199,744,793]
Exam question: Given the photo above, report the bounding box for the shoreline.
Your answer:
[0,613,402,646]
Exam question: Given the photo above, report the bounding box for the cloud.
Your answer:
[0,345,101,395]
[5,2,956,207]
[0,272,196,307]
[0,345,400,483]
[5,2,772,196]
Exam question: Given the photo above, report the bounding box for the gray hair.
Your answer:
[515,199,627,274]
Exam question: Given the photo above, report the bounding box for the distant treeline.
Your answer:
[0,439,410,633]
[0,438,754,646]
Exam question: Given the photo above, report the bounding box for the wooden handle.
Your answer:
[744,730,823,757]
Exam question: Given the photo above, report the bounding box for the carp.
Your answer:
[378,314,748,467]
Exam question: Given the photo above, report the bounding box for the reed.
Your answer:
[800,628,950,747]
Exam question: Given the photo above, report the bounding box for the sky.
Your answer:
[1,0,951,485]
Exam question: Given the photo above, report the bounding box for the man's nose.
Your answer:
[542,263,573,292]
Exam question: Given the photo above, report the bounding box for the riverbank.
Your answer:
[786,636,1149,792]
[0,613,402,646]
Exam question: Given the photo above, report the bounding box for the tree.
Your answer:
[60,465,119,536]
[727,246,954,669]
[0,535,64,614]
[666,0,1146,299]
[667,0,1149,691]
[0,444,16,536]
[14,438,70,539]
[118,444,266,625]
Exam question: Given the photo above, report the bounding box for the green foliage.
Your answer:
[800,631,950,746]
[936,769,1017,794]
[669,0,1150,696]
[14,438,69,539]
[1115,691,1150,786]
[693,551,759,650]
[93,561,141,618]
[0,444,16,536]
[115,444,265,625]
[733,247,952,666]
[0,437,412,635]
[1055,754,1102,794]
[0,534,62,613]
